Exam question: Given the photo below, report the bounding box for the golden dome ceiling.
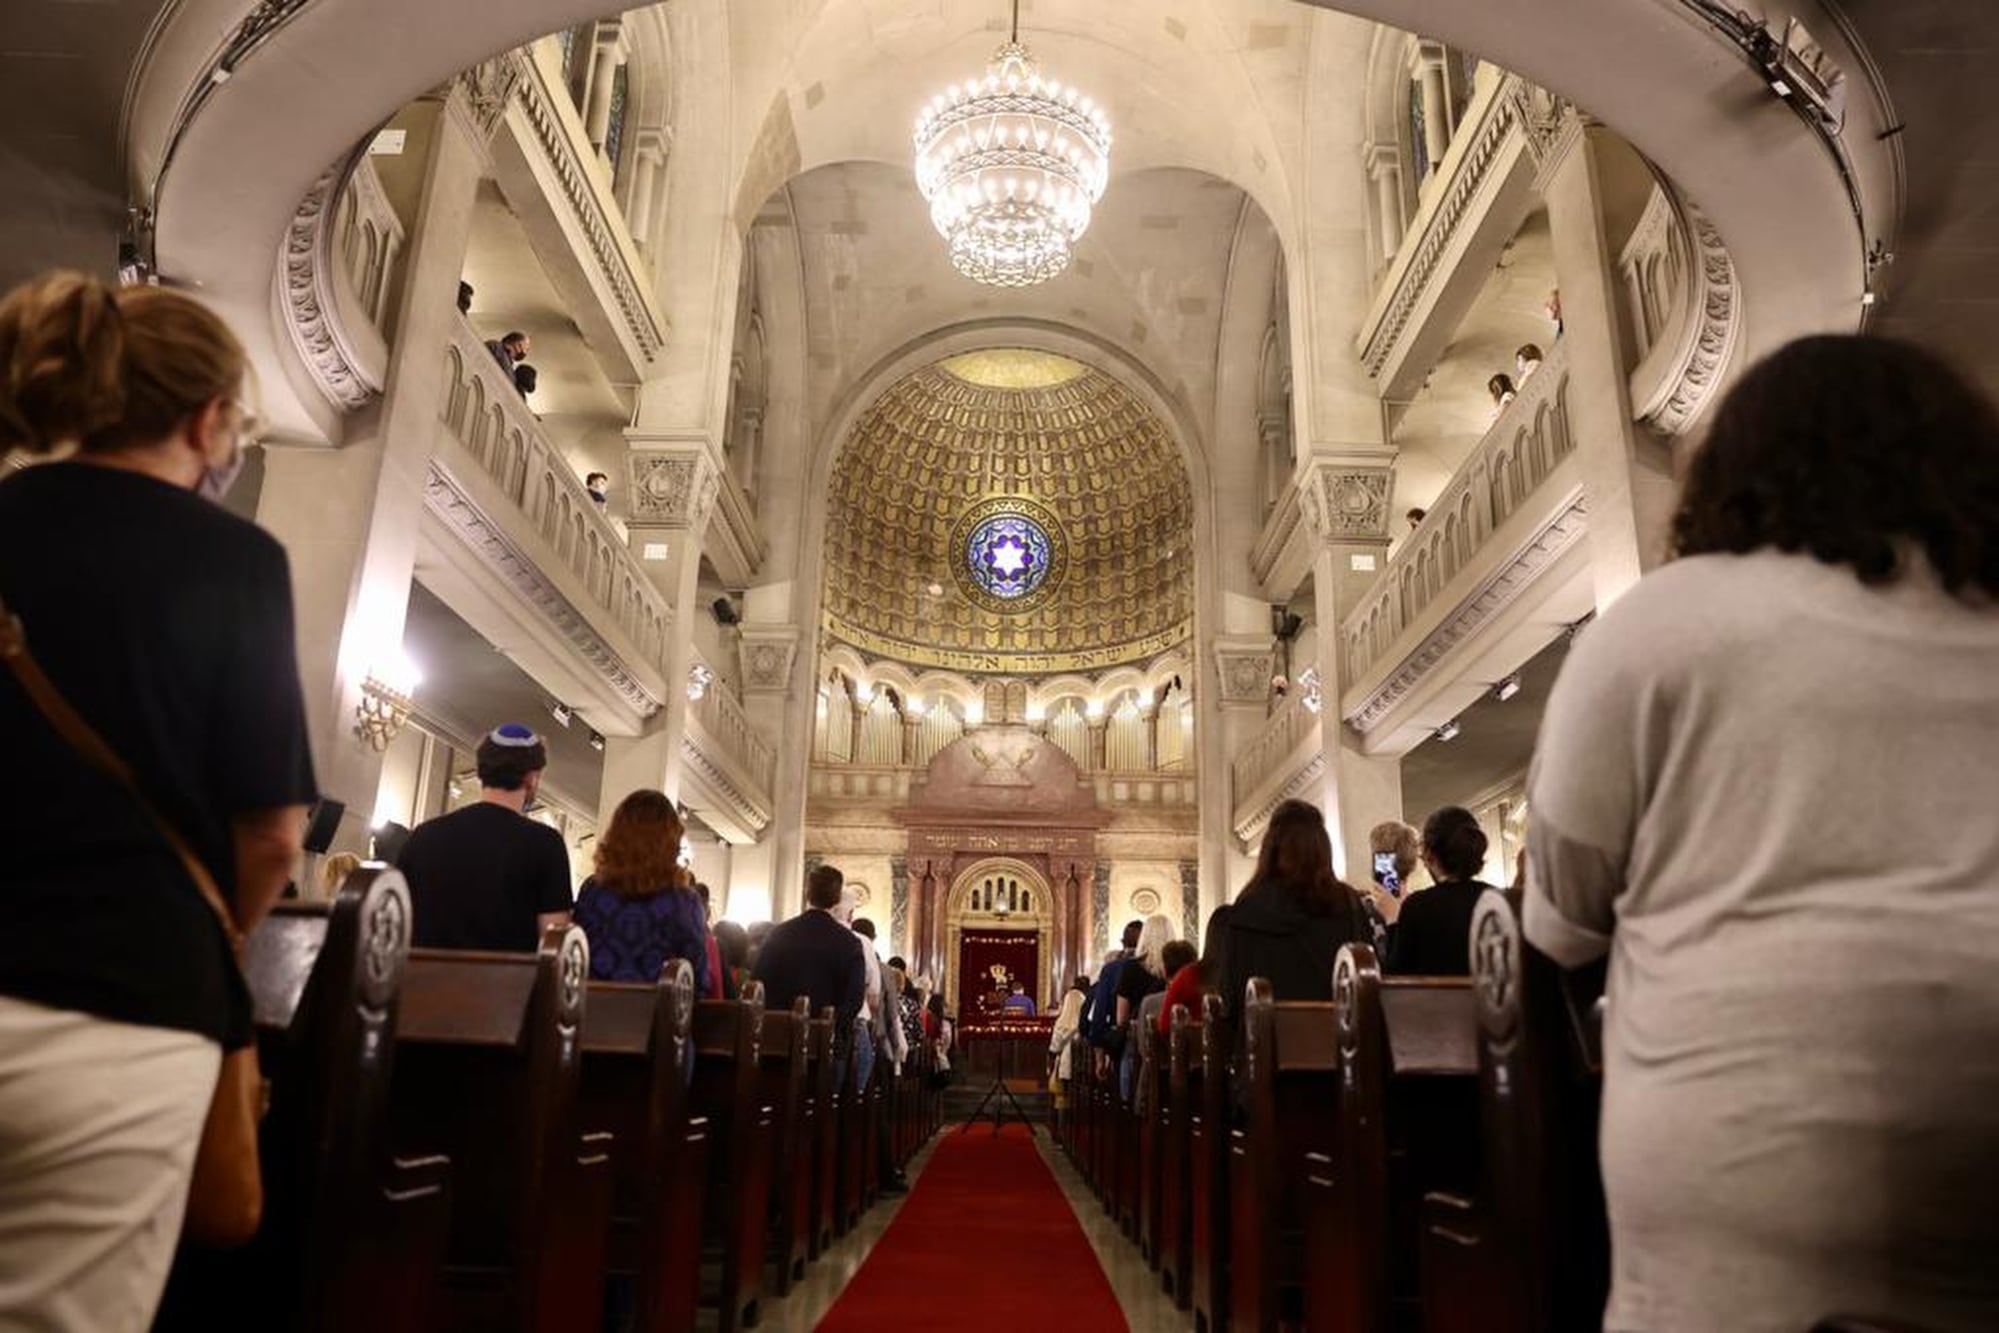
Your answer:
[824,349,1193,676]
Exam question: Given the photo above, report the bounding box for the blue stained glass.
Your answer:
[965,513,1053,600]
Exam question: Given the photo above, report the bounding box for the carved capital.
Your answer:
[738,625,800,696]
[626,447,720,529]
[1301,463,1395,544]
[1213,638,1276,706]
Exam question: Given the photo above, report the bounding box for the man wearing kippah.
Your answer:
[396,723,575,951]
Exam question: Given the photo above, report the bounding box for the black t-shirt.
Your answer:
[1386,879,1494,976]
[0,463,319,1045]
[397,802,574,951]
[1116,957,1168,1006]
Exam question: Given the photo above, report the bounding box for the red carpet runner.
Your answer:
[814,1123,1128,1331]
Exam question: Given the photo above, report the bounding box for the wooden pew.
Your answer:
[1318,945,1479,1333]
[390,924,613,1333]
[1135,1012,1170,1270]
[1190,992,1233,1333]
[805,1008,840,1259]
[1418,890,1608,1333]
[153,869,450,1333]
[759,996,813,1295]
[1229,980,1339,1333]
[834,1026,866,1234]
[578,959,709,1333]
[690,983,773,1333]
[1161,1002,1198,1309]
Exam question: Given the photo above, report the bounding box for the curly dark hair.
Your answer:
[1672,335,1999,598]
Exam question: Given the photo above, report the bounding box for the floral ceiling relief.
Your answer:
[823,350,1193,675]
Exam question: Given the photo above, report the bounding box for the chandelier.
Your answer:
[912,1,1111,287]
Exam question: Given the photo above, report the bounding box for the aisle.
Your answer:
[813,1123,1129,1332]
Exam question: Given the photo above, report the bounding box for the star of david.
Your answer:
[988,537,1029,577]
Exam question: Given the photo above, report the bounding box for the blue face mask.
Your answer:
[197,442,246,503]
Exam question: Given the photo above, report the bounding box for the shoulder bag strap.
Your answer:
[0,602,241,943]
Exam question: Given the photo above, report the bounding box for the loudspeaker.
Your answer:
[302,799,346,855]
[711,596,740,626]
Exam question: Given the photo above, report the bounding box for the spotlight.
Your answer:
[1434,720,1462,743]
[1860,289,1878,307]
[1494,675,1522,703]
[550,701,573,727]
[588,729,606,752]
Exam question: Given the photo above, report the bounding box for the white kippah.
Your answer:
[488,723,542,748]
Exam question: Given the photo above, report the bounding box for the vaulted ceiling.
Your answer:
[823,349,1193,677]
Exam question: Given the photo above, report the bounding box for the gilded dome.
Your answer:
[824,350,1193,675]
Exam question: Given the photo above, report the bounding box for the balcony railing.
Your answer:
[1231,686,1321,807]
[687,652,777,800]
[1342,339,1575,685]
[439,315,671,668]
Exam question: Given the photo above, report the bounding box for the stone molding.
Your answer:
[1301,462,1396,543]
[1345,495,1590,735]
[278,154,381,413]
[626,447,721,529]
[1213,638,1276,706]
[679,732,774,838]
[422,460,665,718]
[738,626,800,696]
[1635,195,1740,436]
[1232,751,1327,847]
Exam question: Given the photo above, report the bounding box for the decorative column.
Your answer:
[901,709,923,767]
[1299,454,1403,879]
[1539,115,1676,608]
[1412,40,1453,169]
[624,127,671,249]
[1210,635,1276,915]
[601,443,720,815]
[583,19,627,151]
[1086,716,1109,774]
[256,90,485,853]
[1364,141,1405,259]
[1139,699,1161,773]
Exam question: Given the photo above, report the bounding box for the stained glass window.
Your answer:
[964,512,1053,601]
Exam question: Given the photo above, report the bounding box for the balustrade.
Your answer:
[438,316,670,666]
[1342,340,1575,685]
[688,653,777,798]
[332,155,403,331]
[1229,686,1322,807]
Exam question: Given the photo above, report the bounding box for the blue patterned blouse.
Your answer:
[572,878,712,992]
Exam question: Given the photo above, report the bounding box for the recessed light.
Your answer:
[1434,720,1462,742]
[1494,675,1521,702]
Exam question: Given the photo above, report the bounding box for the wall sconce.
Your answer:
[1085,698,1106,720]
[1298,667,1323,715]
[963,698,984,726]
[687,664,714,702]
[354,652,421,753]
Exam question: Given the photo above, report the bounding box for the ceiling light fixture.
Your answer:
[913,0,1112,287]
[1494,674,1522,703]
[1434,720,1462,743]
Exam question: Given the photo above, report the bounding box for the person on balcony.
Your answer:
[1488,371,1517,409]
[485,329,529,376]
[1515,342,1544,381]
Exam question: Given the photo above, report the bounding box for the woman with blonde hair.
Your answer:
[570,790,710,991]
[317,851,362,902]
[1112,913,1173,1099]
[0,272,317,1329]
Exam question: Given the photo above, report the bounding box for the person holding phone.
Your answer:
[1375,808,1496,976]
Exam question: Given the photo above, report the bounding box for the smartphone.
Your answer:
[1373,850,1402,897]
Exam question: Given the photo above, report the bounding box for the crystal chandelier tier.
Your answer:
[913,3,1111,288]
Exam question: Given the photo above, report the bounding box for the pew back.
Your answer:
[392,925,611,1333]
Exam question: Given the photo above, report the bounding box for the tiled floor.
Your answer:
[737,1123,1194,1332]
